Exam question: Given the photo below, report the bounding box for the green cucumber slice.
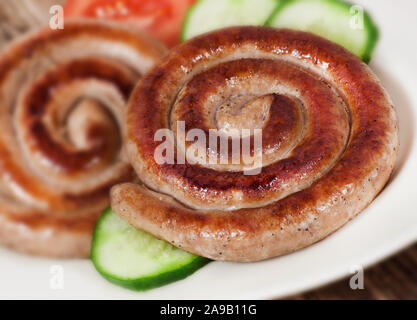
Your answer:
[91,208,209,291]
[267,0,379,63]
[181,0,281,41]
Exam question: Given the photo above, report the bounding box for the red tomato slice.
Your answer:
[64,0,195,47]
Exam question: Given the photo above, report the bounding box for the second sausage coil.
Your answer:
[0,20,166,257]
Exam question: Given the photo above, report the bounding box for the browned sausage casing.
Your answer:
[0,20,166,258]
[111,26,399,262]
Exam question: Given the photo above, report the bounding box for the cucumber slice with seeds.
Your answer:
[91,208,209,291]
[266,0,379,63]
[181,0,282,41]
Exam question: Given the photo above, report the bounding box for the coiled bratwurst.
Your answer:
[111,26,399,262]
[0,20,166,258]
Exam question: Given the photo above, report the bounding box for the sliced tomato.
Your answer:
[64,0,195,47]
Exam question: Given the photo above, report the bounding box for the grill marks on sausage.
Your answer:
[113,27,399,261]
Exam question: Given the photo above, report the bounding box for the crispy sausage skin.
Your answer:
[0,20,166,258]
[111,26,399,262]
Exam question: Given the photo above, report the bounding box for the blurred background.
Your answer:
[0,0,415,300]
[0,0,64,48]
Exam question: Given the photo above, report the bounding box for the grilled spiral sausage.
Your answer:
[0,20,166,258]
[111,26,399,262]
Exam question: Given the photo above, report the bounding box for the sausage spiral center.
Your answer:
[163,58,350,210]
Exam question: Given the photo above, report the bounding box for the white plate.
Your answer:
[1,0,416,299]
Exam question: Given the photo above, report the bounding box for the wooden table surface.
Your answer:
[293,244,417,300]
[0,0,415,300]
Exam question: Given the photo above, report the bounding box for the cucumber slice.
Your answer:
[181,0,281,41]
[91,208,209,291]
[267,0,379,63]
